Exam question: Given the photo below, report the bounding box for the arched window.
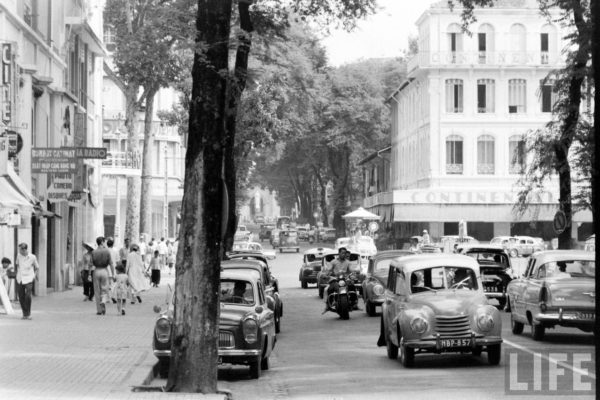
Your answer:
[478,23,494,64]
[540,24,557,64]
[509,135,526,174]
[509,24,527,63]
[445,79,463,113]
[477,135,495,174]
[447,23,463,63]
[446,135,463,174]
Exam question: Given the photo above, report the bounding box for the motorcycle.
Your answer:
[324,273,359,320]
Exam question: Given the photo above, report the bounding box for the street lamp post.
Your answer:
[163,145,168,239]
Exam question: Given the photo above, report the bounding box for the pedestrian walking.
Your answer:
[149,250,161,287]
[81,243,95,301]
[1,257,15,298]
[146,238,155,265]
[15,243,39,320]
[113,264,130,315]
[119,238,130,270]
[166,241,175,275]
[126,244,149,304]
[106,238,119,304]
[158,238,168,269]
[91,236,114,315]
[139,235,147,265]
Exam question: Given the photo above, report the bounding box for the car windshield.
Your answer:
[220,279,255,305]
[374,258,394,275]
[306,254,323,262]
[410,266,478,293]
[538,260,595,278]
[465,251,509,268]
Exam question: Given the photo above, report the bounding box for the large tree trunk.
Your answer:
[314,166,329,227]
[329,147,350,234]
[167,0,232,393]
[223,0,254,254]
[124,84,141,243]
[556,1,587,249]
[140,87,158,239]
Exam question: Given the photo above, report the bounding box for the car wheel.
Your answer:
[504,296,511,312]
[497,298,507,310]
[296,248,299,253]
[399,336,414,367]
[386,328,399,360]
[487,344,501,365]
[318,286,324,299]
[338,295,350,320]
[275,313,281,334]
[301,280,308,289]
[511,315,524,335]
[279,248,282,253]
[366,300,376,317]
[260,356,269,370]
[509,249,518,258]
[472,346,482,357]
[158,358,169,379]
[249,358,261,379]
[532,323,545,341]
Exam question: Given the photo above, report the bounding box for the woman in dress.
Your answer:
[126,244,150,304]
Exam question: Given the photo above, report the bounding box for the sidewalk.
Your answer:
[0,274,227,400]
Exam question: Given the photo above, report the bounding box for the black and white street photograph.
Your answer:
[0,0,598,399]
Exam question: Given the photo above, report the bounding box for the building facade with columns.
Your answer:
[0,0,106,295]
[363,0,592,245]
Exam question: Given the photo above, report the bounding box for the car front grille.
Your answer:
[219,331,235,349]
[435,315,471,337]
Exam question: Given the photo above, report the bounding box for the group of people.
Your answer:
[0,243,39,320]
[80,235,177,316]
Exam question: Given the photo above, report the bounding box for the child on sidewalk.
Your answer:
[149,250,161,288]
[113,265,129,315]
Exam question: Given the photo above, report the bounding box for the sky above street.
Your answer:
[322,0,438,66]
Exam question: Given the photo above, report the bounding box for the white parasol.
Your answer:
[342,207,381,221]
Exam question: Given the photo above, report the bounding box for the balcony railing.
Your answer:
[446,163,463,174]
[102,151,142,170]
[477,163,495,175]
[408,51,560,71]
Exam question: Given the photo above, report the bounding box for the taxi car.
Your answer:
[232,241,276,260]
[361,250,414,316]
[152,270,276,379]
[456,244,513,309]
[259,224,275,242]
[316,250,363,299]
[377,254,502,367]
[278,229,300,253]
[506,250,595,341]
[347,236,378,263]
[321,228,337,242]
[299,247,335,289]
[234,225,252,242]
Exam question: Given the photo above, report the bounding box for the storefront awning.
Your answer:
[0,165,37,209]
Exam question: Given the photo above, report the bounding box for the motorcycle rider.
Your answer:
[323,247,356,312]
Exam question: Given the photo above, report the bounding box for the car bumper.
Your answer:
[535,309,595,327]
[405,333,503,352]
[154,348,262,360]
[484,292,506,299]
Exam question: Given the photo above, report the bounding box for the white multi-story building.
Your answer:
[364,0,592,243]
[0,0,106,294]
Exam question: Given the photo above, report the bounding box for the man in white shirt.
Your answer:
[158,237,168,268]
[15,243,39,320]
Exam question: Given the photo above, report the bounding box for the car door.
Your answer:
[384,266,407,345]
[511,258,535,318]
[256,281,275,352]
[522,259,544,317]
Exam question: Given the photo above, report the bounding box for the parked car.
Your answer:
[299,247,336,289]
[278,229,300,253]
[377,253,503,367]
[316,250,363,299]
[440,235,479,251]
[297,227,309,241]
[234,225,252,242]
[221,258,283,333]
[584,235,595,252]
[270,228,281,248]
[152,270,276,379]
[490,236,516,249]
[507,236,545,258]
[362,250,414,316]
[456,244,513,309]
[506,250,595,341]
[259,224,275,242]
[231,241,276,260]
[321,228,337,242]
[254,215,265,224]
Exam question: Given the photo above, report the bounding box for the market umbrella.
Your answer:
[342,207,381,220]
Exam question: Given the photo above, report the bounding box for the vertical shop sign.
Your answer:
[1,43,11,124]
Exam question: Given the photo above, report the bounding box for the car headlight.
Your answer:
[373,284,384,296]
[410,316,429,334]
[339,280,346,287]
[243,317,258,344]
[476,313,495,332]
[155,318,171,343]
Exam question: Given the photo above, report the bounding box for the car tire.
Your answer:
[249,358,261,379]
[472,346,482,357]
[296,248,299,253]
[399,337,414,367]
[318,286,324,299]
[338,295,350,320]
[487,344,501,365]
[261,356,269,371]
[366,300,376,317]
[158,358,169,379]
[532,323,545,341]
[497,298,506,310]
[511,315,524,335]
[386,329,399,360]
[301,280,308,289]
[279,248,282,253]
[275,313,281,334]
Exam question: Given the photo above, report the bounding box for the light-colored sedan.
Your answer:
[232,241,276,260]
[377,254,503,367]
[506,250,595,341]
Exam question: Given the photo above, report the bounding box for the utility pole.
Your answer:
[163,144,168,238]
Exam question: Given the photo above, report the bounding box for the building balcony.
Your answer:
[477,163,495,175]
[408,51,561,73]
[446,163,463,174]
[101,151,142,177]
